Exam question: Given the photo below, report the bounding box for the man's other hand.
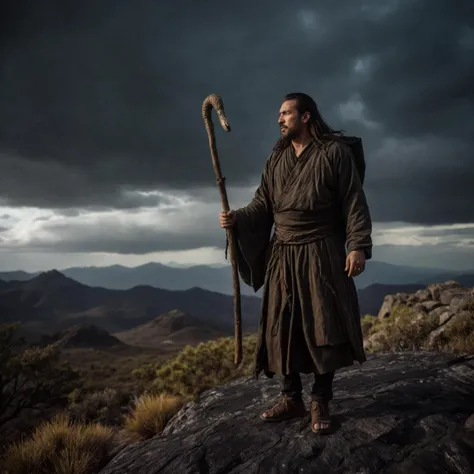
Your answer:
[345,250,366,277]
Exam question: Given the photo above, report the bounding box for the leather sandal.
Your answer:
[260,395,306,422]
[311,400,332,434]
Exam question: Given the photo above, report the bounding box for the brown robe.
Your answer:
[233,138,373,379]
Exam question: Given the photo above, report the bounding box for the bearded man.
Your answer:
[219,92,372,434]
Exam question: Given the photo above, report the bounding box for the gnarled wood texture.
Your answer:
[202,94,242,365]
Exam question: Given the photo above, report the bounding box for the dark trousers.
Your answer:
[281,371,335,401]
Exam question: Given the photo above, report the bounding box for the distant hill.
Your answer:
[50,324,126,349]
[16,269,85,292]
[0,270,262,335]
[0,270,39,282]
[114,309,226,348]
[354,261,466,288]
[417,273,474,288]
[1,261,472,295]
[64,263,258,295]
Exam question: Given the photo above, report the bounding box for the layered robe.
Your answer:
[233,138,373,379]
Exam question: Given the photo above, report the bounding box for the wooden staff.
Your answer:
[201,93,242,365]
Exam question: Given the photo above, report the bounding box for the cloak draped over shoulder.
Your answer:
[233,139,373,379]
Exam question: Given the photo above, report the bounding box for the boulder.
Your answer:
[420,300,443,312]
[450,292,474,312]
[413,302,429,315]
[430,305,450,318]
[439,311,455,326]
[440,288,471,306]
[100,353,474,474]
[378,294,396,319]
[427,280,462,301]
[414,289,432,303]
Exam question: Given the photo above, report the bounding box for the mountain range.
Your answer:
[0,270,261,337]
[1,264,472,346]
[0,261,473,296]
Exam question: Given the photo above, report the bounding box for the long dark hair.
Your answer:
[273,92,344,153]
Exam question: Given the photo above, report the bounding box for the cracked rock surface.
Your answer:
[99,352,474,474]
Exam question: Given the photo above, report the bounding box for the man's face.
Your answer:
[278,100,309,139]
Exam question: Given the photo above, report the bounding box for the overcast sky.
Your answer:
[0,0,473,272]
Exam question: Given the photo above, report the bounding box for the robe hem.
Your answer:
[255,357,366,380]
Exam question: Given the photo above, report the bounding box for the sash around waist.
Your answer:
[273,210,338,245]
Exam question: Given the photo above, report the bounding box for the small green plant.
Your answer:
[360,314,378,338]
[364,305,439,353]
[0,323,79,430]
[132,363,158,383]
[68,388,131,427]
[149,334,257,397]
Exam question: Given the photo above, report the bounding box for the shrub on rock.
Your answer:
[365,281,474,355]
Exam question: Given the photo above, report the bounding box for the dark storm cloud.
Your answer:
[10,208,227,254]
[25,227,225,255]
[374,244,474,272]
[0,153,167,209]
[0,0,473,225]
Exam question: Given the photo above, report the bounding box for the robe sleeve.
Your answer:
[231,156,274,291]
[333,143,373,260]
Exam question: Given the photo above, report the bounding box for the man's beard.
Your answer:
[280,126,299,140]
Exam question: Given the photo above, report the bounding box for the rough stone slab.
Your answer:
[100,353,474,474]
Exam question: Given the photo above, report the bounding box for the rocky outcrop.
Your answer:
[373,280,474,350]
[100,352,474,474]
[377,280,473,319]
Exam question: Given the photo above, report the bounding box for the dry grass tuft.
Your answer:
[123,393,184,441]
[1,414,116,474]
[122,334,258,440]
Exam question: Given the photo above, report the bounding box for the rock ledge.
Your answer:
[100,352,474,474]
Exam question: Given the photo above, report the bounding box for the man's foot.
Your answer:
[260,395,306,422]
[311,400,332,434]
